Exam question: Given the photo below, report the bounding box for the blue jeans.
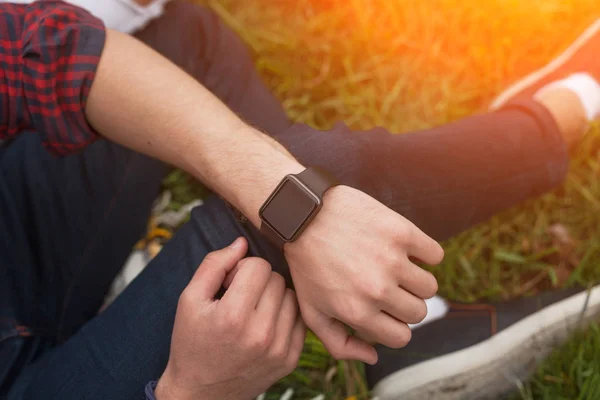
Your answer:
[1,2,569,398]
[1,135,285,399]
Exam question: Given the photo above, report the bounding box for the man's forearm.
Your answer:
[86,29,301,225]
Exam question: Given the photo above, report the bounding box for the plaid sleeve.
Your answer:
[0,0,106,155]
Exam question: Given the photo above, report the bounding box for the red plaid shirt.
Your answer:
[0,0,105,155]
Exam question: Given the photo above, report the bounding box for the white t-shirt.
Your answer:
[5,0,170,34]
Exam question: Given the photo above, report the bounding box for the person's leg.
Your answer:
[276,100,570,241]
[1,3,591,397]
[0,134,167,395]
[134,1,573,242]
[134,1,292,136]
[6,195,285,400]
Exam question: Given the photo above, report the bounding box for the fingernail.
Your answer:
[229,237,244,249]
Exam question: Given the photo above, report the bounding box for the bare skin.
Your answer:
[535,87,589,146]
[155,238,306,400]
[86,29,443,389]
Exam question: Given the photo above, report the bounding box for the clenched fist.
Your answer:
[285,186,444,364]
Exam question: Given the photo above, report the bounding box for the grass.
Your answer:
[165,0,600,398]
[514,323,600,400]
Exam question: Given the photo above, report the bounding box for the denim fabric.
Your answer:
[2,136,284,399]
[1,1,570,398]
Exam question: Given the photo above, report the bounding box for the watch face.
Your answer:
[260,176,319,241]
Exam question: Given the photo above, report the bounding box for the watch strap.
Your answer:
[260,167,338,247]
[260,220,286,247]
[295,167,338,198]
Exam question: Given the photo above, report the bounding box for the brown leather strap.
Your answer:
[260,221,286,247]
[296,167,338,198]
[260,167,337,247]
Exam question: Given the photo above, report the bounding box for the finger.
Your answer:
[354,312,412,349]
[305,306,378,365]
[189,237,248,301]
[380,285,428,324]
[285,316,307,372]
[270,289,299,357]
[355,330,378,346]
[223,263,241,289]
[403,223,444,266]
[220,257,272,315]
[395,260,439,300]
[255,272,287,327]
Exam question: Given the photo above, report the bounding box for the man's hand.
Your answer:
[86,29,441,367]
[156,238,306,400]
[285,186,444,365]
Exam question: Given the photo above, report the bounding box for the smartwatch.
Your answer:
[259,167,338,247]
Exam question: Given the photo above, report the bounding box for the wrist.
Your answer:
[283,184,344,251]
[236,156,305,227]
[231,129,305,226]
[184,124,305,227]
[155,371,196,400]
[261,167,340,248]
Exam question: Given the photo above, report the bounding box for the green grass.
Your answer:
[514,323,600,400]
[168,0,600,397]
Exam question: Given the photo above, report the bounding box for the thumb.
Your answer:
[188,237,248,301]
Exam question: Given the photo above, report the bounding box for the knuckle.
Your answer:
[285,288,298,303]
[423,272,439,298]
[249,326,274,353]
[284,290,300,316]
[177,288,195,309]
[387,327,412,348]
[358,277,389,303]
[271,272,286,289]
[239,257,272,273]
[412,301,428,323]
[284,357,299,375]
[221,311,244,332]
[356,277,374,296]
[202,251,222,267]
[394,224,413,243]
[397,328,412,348]
[370,280,389,302]
[346,305,370,327]
[386,251,404,267]
[327,343,344,360]
[268,345,287,363]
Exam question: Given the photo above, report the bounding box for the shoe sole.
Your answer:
[490,19,600,110]
[372,285,600,400]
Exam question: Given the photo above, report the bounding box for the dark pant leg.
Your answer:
[5,107,568,396]
[7,196,284,400]
[135,1,569,242]
[276,100,569,241]
[0,134,167,395]
[134,1,292,136]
